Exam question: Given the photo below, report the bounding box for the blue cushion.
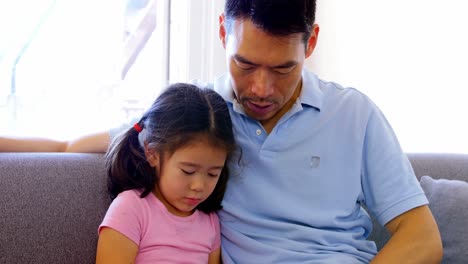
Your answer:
[420,175,468,264]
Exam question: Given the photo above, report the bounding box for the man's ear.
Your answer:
[305,24,320,58]
[144,144,159,167]
[219,13,227,49]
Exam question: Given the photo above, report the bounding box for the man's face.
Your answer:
[220,17,318,126]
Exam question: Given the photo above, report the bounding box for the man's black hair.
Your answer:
[224,0,316,43]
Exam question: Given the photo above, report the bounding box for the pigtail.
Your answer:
[105,119,156,200]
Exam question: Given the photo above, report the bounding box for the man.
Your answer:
[0,1,442,263]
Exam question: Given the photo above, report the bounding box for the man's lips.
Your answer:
[245,101,275,115]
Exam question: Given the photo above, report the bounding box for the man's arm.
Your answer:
[371,205,443,263]
[0,131,111,153]
[63,131,111,152]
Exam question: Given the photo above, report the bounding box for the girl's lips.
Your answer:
[184,197,201,206]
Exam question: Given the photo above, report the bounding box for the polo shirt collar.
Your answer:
[213,73,236,104]
[299,70,322,111]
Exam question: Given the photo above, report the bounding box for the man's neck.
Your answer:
[261,81,302,134]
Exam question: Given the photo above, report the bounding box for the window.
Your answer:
[0,0,168,139]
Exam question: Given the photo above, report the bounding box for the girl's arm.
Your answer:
[208,247,221,264]
[96,227,138,264]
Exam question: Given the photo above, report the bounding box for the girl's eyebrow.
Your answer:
[179,161,224,170]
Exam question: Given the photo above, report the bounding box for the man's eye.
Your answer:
[236,61,253,70]
[275,67,294,74]
[181,169,195,175]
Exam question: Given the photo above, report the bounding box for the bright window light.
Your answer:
[309,0,468,153]
[0,0,168,140]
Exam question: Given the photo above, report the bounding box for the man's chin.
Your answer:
[244,109,275,122]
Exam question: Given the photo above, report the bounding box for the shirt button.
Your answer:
[256,129,262,135]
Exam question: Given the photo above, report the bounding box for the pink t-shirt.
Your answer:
[99,189,221,263]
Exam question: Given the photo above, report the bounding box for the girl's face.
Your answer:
[147,138,227,217]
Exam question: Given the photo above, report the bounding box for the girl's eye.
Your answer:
[181,169,195,175]
[208,169,222,178]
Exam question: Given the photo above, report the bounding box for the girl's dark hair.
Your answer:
[105,83,236,213]
[224,0,316,44]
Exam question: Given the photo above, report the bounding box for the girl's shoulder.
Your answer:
[113,189,150,207]
[197,211,220,229]
[209,211,219,221]
[116,189,143,200]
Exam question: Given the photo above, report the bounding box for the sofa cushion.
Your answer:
[0,153,110,264]
[420,175,468,264]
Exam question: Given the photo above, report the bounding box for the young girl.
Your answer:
[96,83,236,264]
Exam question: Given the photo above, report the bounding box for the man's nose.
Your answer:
[251,69,274,98]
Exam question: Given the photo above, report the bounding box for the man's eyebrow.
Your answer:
[272,60,298,69]
[233,54,257,66]
[233,54,297,69]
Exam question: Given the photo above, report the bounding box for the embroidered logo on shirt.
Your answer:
[310,156,320,168]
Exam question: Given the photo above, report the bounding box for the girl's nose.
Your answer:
[190,176,204,192]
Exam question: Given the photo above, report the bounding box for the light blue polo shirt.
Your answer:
[213,70,428,263]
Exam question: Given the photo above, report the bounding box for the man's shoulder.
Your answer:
[308,72,366,98]
[301,70,374,111]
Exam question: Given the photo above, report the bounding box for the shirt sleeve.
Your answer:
[361,102,428,226]
[99,190,143,245]
[211,212,221,251]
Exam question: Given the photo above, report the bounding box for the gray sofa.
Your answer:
[1,153,467,263]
